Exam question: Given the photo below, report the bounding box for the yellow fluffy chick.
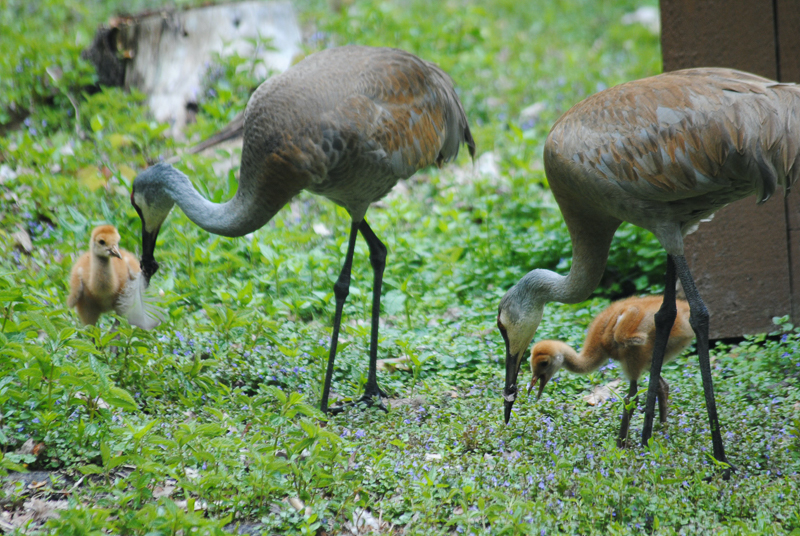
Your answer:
[67,225,161,329]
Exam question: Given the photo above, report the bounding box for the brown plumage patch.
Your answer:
[238,46,473,216]
[546,67,800,203]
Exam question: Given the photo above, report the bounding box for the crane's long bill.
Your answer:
[131,197,160,282]
[501,330,523,424]
[140,224,160,282]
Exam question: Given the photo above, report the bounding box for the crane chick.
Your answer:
[529,295,694,446]
[67,225,161,329]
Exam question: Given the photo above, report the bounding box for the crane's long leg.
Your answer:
[642,254,677,444]
[672,255,732,478]
[355,219,389,406]
[320,221,360,414]
[657,376,670,424]
[617,379,638,448]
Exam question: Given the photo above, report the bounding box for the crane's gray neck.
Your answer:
[515,263,599,306]
[504,223,614,325]
[158,165,278,237]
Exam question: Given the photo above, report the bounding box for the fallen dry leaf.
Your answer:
[288,497,305,512]
[12,229,33,254]
[24,498,68,522]
[376,355,412,373]
[175,499,207,511]
[313,222,332,236]
[74,392,110,410]
[343,508,390,534]
[153,483,175,498]
[16,438,37,455]
[583,379,623,406]
[388,395,427,409]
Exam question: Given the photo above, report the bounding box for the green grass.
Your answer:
[1,0,799,534]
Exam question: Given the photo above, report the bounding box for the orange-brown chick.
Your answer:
[67,225,141,326]
[529,295,694,445]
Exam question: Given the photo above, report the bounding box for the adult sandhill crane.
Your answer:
[528,295,694,447]
[497,67,799,474]
[130,45,475,413]
[68,225,160,329]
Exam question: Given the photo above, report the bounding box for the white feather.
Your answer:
[116,271,164,330]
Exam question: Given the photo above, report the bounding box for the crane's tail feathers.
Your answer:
[117,271,165,330]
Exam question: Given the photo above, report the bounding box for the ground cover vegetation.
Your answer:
[1,0,799,533]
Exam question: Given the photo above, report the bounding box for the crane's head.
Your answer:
[527,340,568,400]
[130,163,177,282]
[90,225,122,259]
[497,279,546,425]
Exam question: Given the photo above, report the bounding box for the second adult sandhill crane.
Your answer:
[528,295,694,447]
[130,45,475,413]
[497,68,800,475]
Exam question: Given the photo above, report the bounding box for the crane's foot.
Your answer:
[326,385,389,415]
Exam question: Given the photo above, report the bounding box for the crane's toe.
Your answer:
[326,387,389,415]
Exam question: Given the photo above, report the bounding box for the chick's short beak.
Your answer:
[108,245,121,258]
[528,374,548,400]
[527,375,537,395]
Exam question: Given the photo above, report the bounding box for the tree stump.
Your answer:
[82,1,301,137]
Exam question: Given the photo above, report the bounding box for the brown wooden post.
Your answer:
[660,0,800,338]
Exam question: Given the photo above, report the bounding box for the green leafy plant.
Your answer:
[1,0,798,534]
